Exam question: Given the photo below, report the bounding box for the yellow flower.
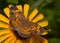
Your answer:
[0,4,48,43]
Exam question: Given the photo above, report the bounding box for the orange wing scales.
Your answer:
[9,5,47,38]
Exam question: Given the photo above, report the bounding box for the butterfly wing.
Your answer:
[9,6,31,38]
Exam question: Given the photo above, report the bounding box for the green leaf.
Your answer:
[46,0,54,3]
[27,0,34,5]
[7,0,18,4]
[44,9,54,21]
[29,0,45,13]
[49,38,60,43]
[54,0,60,10]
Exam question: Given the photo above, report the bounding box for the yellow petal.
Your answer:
[16,39,22,43]
[29,35,48,43]
[24,4,29,19]
[10,37,16,43]
[0,21,9,29]
[29,38,33,43]
[29,35,41,43]
[0,33,13,43]
[41,37,48,43]
[28,8,38,21]
[4,7,10,18]
[3,35,15,43]
[37,20,48,27]
[41,30,48,35]
[0,14,9,24]
[32,13,44,23]
[0,29,11,36]
[16,5,22,12]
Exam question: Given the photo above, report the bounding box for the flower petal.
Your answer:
[0,29,11,36]
[4,7,10,18]
[28,8,38,21]
[10,37,16,43]
[32,13,44,23]
[0,33,13,43]
[41,37,48,43]
[24,4,29,19]
[41,30,48,35]
[30,35,41,43]
[16,5,22,12]
[37,20,48,27]
[16,39,22,43]
[29,35,48,43]
[0,21,9,29]
[29,38,34,43]
[3,36,15,43]
[0,14,9,24]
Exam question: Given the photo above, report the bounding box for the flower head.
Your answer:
[0,4,48,43]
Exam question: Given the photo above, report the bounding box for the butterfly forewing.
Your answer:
[9,5,47,38]
[9,6,32,38]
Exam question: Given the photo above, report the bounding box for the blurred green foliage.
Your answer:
[0,0,60,43]
[49,38,60,43]
[7,0,18,4]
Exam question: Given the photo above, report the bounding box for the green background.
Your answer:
[0,0,60,43]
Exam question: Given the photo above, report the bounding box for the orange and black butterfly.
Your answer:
[9,5,48,38]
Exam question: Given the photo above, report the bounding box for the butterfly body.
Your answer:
[9,6,47,38]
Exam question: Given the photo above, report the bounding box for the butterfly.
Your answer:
[9,5,48,38]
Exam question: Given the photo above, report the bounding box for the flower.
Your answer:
[0,4,48,43]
